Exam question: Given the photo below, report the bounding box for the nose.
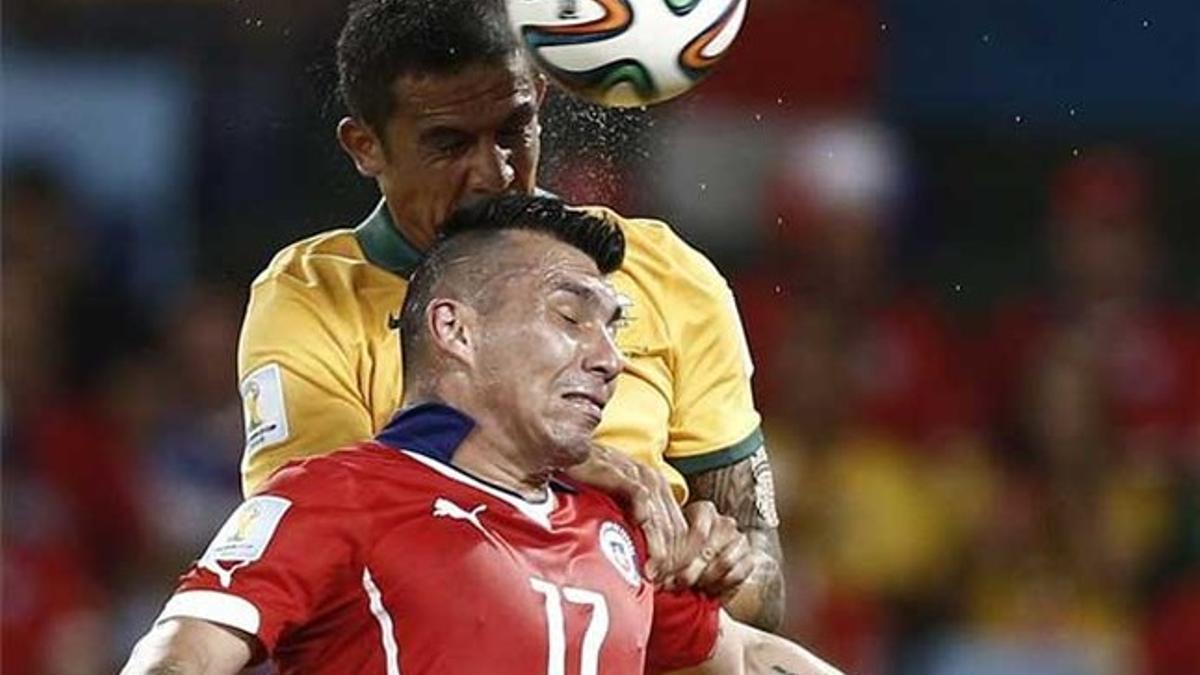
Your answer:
[465,140,516,194]
[583,325,624,384]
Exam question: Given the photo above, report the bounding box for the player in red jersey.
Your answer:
[121,196,840,675]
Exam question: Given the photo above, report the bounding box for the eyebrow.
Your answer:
[418,125,471,148]
[417,101,538,146]
[555,280,624,325]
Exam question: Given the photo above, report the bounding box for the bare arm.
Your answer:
[685,447,785,631]
[120,618,254,675]
[674,611,843,675]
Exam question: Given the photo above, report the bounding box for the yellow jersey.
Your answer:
[237,200,762,499]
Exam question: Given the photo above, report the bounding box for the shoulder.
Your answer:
[577,204,730,291]
[253,227,360,286]
[556,477,634,527]
[577,205,739,343]
[241,228,392,348]
[257,442,396,504]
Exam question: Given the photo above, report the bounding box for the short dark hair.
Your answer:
[336,0,520,134]
[399,195,625,380]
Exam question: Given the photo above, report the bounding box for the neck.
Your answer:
[452,429,552,502]
[384,200,437,252]
[404,389,551,501]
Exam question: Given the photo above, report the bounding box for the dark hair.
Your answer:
[399,194,625,378]
[438,195,625,275]
[336,0,520,134]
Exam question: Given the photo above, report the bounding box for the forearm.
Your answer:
[120,619,252,675]
[686,447,787,631]
[741,627,843,675]
[672,612,841,675]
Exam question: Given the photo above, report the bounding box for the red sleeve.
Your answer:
[156,459,364,655]
[645,588,722,673]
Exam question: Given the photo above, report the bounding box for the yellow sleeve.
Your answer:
[663,239,763,475]
[237,275,373,496]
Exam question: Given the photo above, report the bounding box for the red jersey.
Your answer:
[157,404,720,674]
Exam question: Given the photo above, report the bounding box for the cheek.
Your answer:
[500,326,575,390]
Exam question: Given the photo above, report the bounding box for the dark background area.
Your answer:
[4,1,1198,673]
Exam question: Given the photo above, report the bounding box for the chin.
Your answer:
[547,436,593,470]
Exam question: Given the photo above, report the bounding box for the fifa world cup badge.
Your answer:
[240,363,290,455]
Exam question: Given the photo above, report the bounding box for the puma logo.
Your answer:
[432,497,489,535]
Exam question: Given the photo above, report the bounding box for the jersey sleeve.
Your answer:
[156,464,361,656]
[645,588,722,673]
[238,274,374,495]
[664,237,764,475]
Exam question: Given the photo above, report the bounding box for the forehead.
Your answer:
[391,56,538,129]
[491,232,612,299]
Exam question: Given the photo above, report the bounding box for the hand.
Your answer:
[564,443,687,582]
[668,501,755,598]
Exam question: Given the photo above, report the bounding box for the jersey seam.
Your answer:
[665,425,763,475]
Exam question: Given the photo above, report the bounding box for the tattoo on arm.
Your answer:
[771,667,799,675]
[687,447,786,631]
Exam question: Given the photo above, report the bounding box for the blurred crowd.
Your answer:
[736,134,1200,675]
[3,163,249,673]
[3,1,1199,674]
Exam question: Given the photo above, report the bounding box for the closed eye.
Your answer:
[420,127,474,157]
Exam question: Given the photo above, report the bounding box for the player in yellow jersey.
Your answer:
[237,0,784,630]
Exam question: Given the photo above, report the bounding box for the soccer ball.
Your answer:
[506,0,748,107]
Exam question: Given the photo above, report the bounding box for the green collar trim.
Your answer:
[353,190,561,278]
[354,200,425,278]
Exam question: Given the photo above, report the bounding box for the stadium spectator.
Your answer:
[738,117,978,447]
[982,148,1200,462]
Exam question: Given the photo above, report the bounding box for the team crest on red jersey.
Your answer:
[599,521,641,587]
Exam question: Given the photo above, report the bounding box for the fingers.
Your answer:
[696,534,753,594]
[633,462,687,581]
[669,502,755,595]
[667,502,717,588]
[560,443,698,585]
[628,483,669,580]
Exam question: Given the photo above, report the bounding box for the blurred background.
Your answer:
[3,0,1198,673]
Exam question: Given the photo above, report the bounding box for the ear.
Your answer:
[427,298,478,367]
[337,117,388,177]
[533,73,550,109]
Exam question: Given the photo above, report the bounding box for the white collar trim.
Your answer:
[400,450,556,530]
